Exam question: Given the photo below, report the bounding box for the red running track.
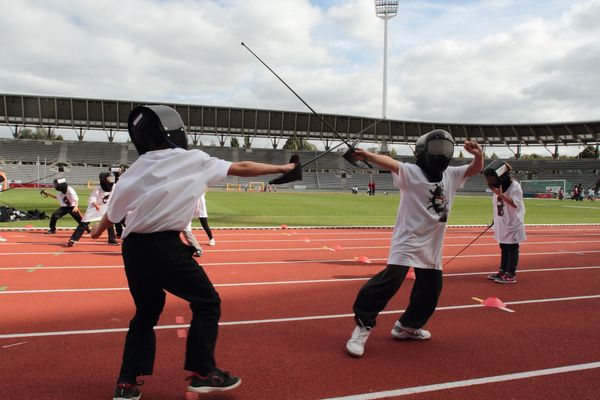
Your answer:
[1,226,600,400]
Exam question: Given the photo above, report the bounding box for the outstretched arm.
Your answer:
[463,140,484,178]
[228,161,296,177]
[90,213,115,239]
[352,149,399,174]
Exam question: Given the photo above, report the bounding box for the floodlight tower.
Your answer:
[374,0,398,120]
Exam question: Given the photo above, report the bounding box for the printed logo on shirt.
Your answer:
[427,183,449,222]
[102,193,111,204]
[496,197,505,217]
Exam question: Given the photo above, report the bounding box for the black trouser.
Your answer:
[118,231,221,383]
[114,221,124,238]
[198,217,213,240]
[70,222,116,242]
[352,264,443,329]
[49,207,82,231]
[499,243,520,277]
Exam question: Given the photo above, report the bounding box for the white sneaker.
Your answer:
[391,321,431,340]
[208,238,216,246]
[346,325,371,357]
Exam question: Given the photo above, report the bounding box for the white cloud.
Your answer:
[0,0,599,144]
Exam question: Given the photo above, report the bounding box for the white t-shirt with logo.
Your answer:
[57,187,79,208]
[388,163,469,270]
[492,181,526,244]
[82,186,111,222]
[107,148,231,239]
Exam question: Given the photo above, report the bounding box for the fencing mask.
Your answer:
[128,105,188,155]
[483,160,512,191]
[415,130,455,182]
[53,178,68,194]
[99,172,115,192]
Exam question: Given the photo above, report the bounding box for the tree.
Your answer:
[18,127,63,140]
[282,137,317,151]
[578,145,598,159]
[389,147,397,157]
[458,151,464,158]
[230,137,240,148]
[490,153,498,159]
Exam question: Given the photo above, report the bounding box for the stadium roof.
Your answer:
[2,93,599,148]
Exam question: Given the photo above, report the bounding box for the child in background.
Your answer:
[91,105,295,400]
[41,178,82,234]
[483,160,526,284]
[67,172,118,247]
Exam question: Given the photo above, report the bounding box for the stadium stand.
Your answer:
[1,139,598,193]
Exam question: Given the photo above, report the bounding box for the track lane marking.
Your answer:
[3,264,600,295]
[2,294,599,339]
[319,361,600,399]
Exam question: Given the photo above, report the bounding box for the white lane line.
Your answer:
[2,238,600,255]
[1,294,599,339]
[2,249,600,271]
[2,265,600,295]
[2,341,27,349]
[319,361,600,400]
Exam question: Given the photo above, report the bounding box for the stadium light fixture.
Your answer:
[374,0,398,120]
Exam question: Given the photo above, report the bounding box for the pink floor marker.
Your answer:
[482,296,506,308]
[301,237,310,242]
[175,316,185,324]
[355,256,372,264]
[280,224,288,230]
[332,245,343,251]
[472,296,515,312]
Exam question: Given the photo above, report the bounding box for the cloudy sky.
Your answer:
[1,0,599,154]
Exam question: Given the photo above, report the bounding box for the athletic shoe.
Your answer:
[193,248,203,257]
[113,382,142,400]
[108,241,120,246]
[494,274,517,284]
[346,325,371,357]
[67,240,76,247]
[187,370,241,393]
[208,238,216,246]
[45,229,56,234]
[487,272,504,280]
[391,321,431,340]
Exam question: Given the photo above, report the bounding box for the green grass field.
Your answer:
[1,188,600,228]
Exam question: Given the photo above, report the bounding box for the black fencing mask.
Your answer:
[483,160,512,191]
[53,178,68,194]
[128,105,188,155]
[415,130,455,182]
[99,172,115,192]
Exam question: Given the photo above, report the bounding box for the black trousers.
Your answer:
[49,207,82,231]
[499,243,520,276]
[70,221,116,242]
[118,231,221,383]
[198,217,213,240]
[352,265,443,329]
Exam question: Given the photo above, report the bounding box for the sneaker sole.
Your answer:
[391,330,431,340]
[187,379,241,394]
[113,395,141,400]
[346,342,364,358]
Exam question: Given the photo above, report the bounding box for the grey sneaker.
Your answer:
[346,325,371,357]
[391,321,431,340]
